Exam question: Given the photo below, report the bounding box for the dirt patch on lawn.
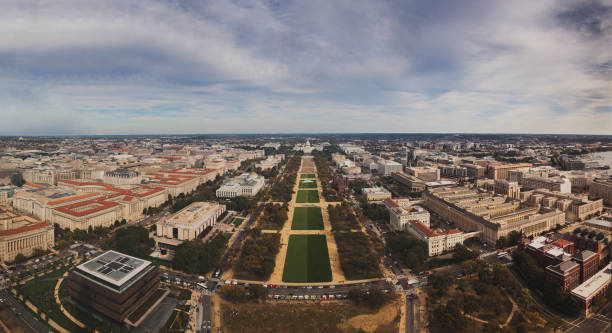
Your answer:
[344,295,401,332]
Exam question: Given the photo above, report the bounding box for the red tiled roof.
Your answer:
[552,239,573,248]
[24,182,45,189]
[384,198,398,207]
[47,192,101,206]
[122,196,134,202]
[410,220,438,237]
[55,199,119,217]
[443,229,462,235]
[128,186,165,197]
[153,175,196,185]
[0,221,50,237]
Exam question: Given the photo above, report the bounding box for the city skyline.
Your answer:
[1,0,611,135]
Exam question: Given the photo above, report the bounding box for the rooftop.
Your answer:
[76,250,151,288]
[571,263,612,300]
[163,201,224,227]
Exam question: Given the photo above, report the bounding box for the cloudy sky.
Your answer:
[0,0,610,135]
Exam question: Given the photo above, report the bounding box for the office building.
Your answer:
[377,160,403,176]
[424,186,565,245]
[406,167,440,182]
[520,176,572,194]
[0,207,54,263]
[487,163,533,180]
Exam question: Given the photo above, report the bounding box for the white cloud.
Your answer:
[0,0,609,135]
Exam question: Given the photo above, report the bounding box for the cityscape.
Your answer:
[1,1,612,333]
[0,135,610,333]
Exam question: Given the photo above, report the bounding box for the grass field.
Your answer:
[299,180,317,188]
[282,235,332,283]
[232,217,245,226]
[300,173,315,179]
[291,207,324,230]
[296,190,319,203]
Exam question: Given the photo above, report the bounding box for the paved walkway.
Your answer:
[54,271,87,330]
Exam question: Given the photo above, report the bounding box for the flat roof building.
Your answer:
[362,187,392,202]
[156,201,225,242]
[68,250,161,323]
[571,263,611,315]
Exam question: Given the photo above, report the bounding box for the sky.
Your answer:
[0,0,611,135]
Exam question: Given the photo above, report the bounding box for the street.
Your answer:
[0,290,48,333]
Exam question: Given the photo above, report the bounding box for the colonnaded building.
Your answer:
[0,207,54,263]
[155,201,226,252]
[216,172,265,198]
[423,186,565,245]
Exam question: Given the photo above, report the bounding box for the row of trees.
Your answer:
[347,287,388,309]
[496,230,521,249]
[171,233,228,274]
[226,196,256,212]
[100,226,155,259]
[220,284,268,303]
[313,153,343,202]
[268,154,301,202]
[258,203,288,229]
[234,230,280,280]
[385,232,429,272]
[361,203,389,224]
[328,203,359,231]
[348,180,369,195]
[167,176,223,213]
[334,232,381,280]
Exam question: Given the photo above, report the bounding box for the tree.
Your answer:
[430,273,453,295]
[347,288,388,309]
[517,288,533,311]
[220,285,247,303]
[172,233,227,275]
[248,284,268,301]
[10,173,25,187]
[14,253,27,264]
[54,239,70,251]
[106,226,155,259]
[452,244,478,262]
